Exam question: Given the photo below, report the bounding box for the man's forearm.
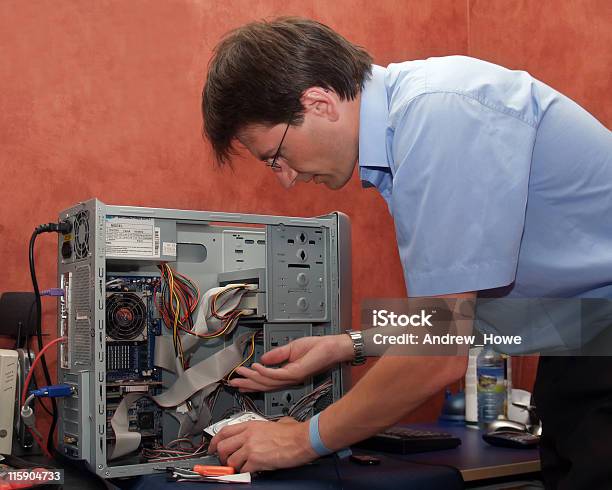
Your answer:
[317,353,468,451]
[317,293,475,450]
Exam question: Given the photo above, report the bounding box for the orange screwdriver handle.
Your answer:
[192,465,236,476]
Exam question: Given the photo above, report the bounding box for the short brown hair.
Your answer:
[202,17,373,165]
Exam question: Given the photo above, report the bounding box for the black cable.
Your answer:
[29,229,58,456]
[333,453,345,490]
[14,322,22,350]
[29,221,70,457]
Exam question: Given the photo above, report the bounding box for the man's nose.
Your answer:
[296,173,313,183]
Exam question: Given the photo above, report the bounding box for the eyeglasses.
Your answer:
[265,119,291,172]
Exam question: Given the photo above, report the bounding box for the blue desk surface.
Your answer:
[113,423,539,489]
[115,454,463,490]
[399,423,540,482]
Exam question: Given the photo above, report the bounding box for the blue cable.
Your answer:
[30,384,74,398]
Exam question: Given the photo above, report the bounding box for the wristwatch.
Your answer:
[345,330,366,365]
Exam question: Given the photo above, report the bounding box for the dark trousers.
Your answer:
[533,356,612,489]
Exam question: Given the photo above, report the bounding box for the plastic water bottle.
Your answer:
[464,346,482,427]
[476,345,507,429]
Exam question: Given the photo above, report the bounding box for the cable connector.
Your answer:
[30,384,74,398]
[35,220,72,234]
[41,288,64,297]
[20,405,36,428]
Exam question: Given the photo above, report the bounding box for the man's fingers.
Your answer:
[230,366,294,389]
[251,362,300,382]
[259,344,291,365]
[208,422,250,454]
[233,366,259,377]
[215,433,247,465]
[226,447,248,472]
[241,460,261,474]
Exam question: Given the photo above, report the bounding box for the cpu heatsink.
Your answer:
[106,293,147,341]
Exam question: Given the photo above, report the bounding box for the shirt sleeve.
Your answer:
[390,92,537,297]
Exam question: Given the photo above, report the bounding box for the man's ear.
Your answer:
[299,87,340,122]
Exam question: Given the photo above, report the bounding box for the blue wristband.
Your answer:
[309,413,333,456]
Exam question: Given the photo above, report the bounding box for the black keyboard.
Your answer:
[355,427,462,454]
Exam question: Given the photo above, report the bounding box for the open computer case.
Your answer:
[55,198,351,478]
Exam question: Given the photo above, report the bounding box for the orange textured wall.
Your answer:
[0,0,468,431]
[0,1,609,434]
[469,0,611,126]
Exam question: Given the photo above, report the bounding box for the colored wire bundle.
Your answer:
[225,333,257,381]
[155,264,200,363]
[154,264,253,368]
[210,285,250,320]
[207,379,333,425]
[155,264,201,329]
[233,390,265,417]
[205,381,264,422]
[142,437,208,462]
[190,285,253,340]
[288,379,333,421]
[194,309,246,340]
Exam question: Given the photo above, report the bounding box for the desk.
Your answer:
[402,423,540,483]
[19,423,540,489]
[115,455,463,490]
[112,423,540,489]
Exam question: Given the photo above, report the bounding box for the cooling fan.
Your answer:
[106,293,147,341]
[73,210,90,259]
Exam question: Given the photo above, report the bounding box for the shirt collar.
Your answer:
[358,64,390,171]
[358,64,392,199]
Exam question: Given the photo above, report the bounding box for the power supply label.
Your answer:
[162,241,177,256]
[105,216,161,258]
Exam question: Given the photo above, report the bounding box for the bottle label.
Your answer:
[477,366,506,393]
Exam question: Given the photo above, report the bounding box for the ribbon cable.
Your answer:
[109,330,252,459]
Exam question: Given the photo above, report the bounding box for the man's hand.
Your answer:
[228,334,354,392]
[208,418,317,473]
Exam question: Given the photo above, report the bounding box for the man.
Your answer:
[201,17,612,488]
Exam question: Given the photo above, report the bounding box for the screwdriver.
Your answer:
[192,465,236,476]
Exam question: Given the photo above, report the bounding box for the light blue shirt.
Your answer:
[359,56,612,303]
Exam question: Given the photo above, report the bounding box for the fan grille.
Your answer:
[73,210,90,259]
[106,293,146,341]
